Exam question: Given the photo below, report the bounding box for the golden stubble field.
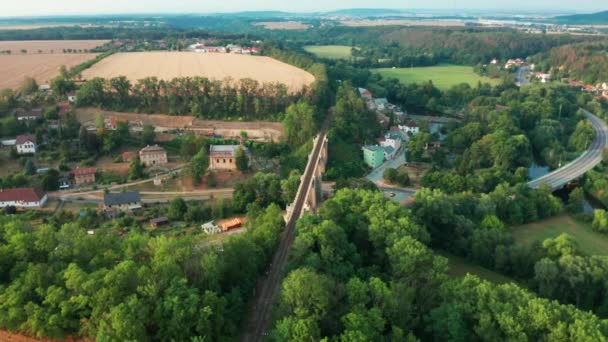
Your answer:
[0,40,108,53]
[81,52,315,93]
[0,53,98,89]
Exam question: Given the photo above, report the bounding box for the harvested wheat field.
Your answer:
[82,52,315,93]
[0,53,97,90]
[0,40,108,53]
[254,21,311,30]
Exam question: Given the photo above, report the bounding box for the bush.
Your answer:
[383,167,410,187]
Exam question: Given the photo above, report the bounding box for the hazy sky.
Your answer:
[2,1,605,17]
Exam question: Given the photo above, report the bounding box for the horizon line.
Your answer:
[0,8,603,20]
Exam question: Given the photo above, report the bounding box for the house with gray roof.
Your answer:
[103,191,142,216]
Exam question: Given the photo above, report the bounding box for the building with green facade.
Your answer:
[362,145,385,168]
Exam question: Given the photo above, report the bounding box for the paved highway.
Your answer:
[242,121,330,342]
[528,110,608,190]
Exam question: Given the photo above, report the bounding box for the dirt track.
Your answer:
[81,52,314,93]
[75,108,284,141]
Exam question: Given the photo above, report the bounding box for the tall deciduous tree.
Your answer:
[128,155,144,180]
[283,101,316,147]
[235,146,248,172]
[191,148,209,185]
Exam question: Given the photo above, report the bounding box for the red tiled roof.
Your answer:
[73,167,96,176]
[121,151,136,159]
[0,188,46,203]
[15,134,36,145]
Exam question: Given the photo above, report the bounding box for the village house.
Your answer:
[382,146,396,160]
[72,167,96,186]
[504,58,525,69]
[358,88,373,101]
[209,145,244,170]
[490,58,498,65]
[139,145,168,167]
[103,191,142,217]
[13,108,42,121]
[15,134,37,154]
[378,135,401,151]
[374,98,389,111]
[399,122,420,135]
[362,145,385,168]
[121,151,137,163]
[534,73,551,83]
[190,44,227,53]
[0,188,47,209]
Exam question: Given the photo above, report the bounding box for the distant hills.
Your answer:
[553,10,608,24]
[322,8,410,17]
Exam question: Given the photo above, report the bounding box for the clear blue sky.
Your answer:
[2,1,605,17]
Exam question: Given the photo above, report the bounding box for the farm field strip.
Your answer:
[0,40,108,53]
[81,52,314,93]
[0,53,98,89]
[373,64,500,89]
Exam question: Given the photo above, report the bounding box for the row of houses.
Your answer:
[504,58,525,69]
[569,80,608,101]
[188,43,261,55]
[362,128,410,168]
[358,88,406,126]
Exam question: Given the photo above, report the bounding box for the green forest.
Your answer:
[1,12,608,342]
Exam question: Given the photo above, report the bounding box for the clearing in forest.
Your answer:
[303,45,353,59]
[512,215,608,256]
[437,251,518,285]
[81,52,315,93]
[373,64,500,90]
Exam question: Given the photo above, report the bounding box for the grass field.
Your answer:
[303,45,353,59]
[82,52,314,93]
[512,215,608,256]
[373,64,500,90]
[438,251,516,285]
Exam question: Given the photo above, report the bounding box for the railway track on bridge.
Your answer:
[242,117,331,342]
[528,109,608,190]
